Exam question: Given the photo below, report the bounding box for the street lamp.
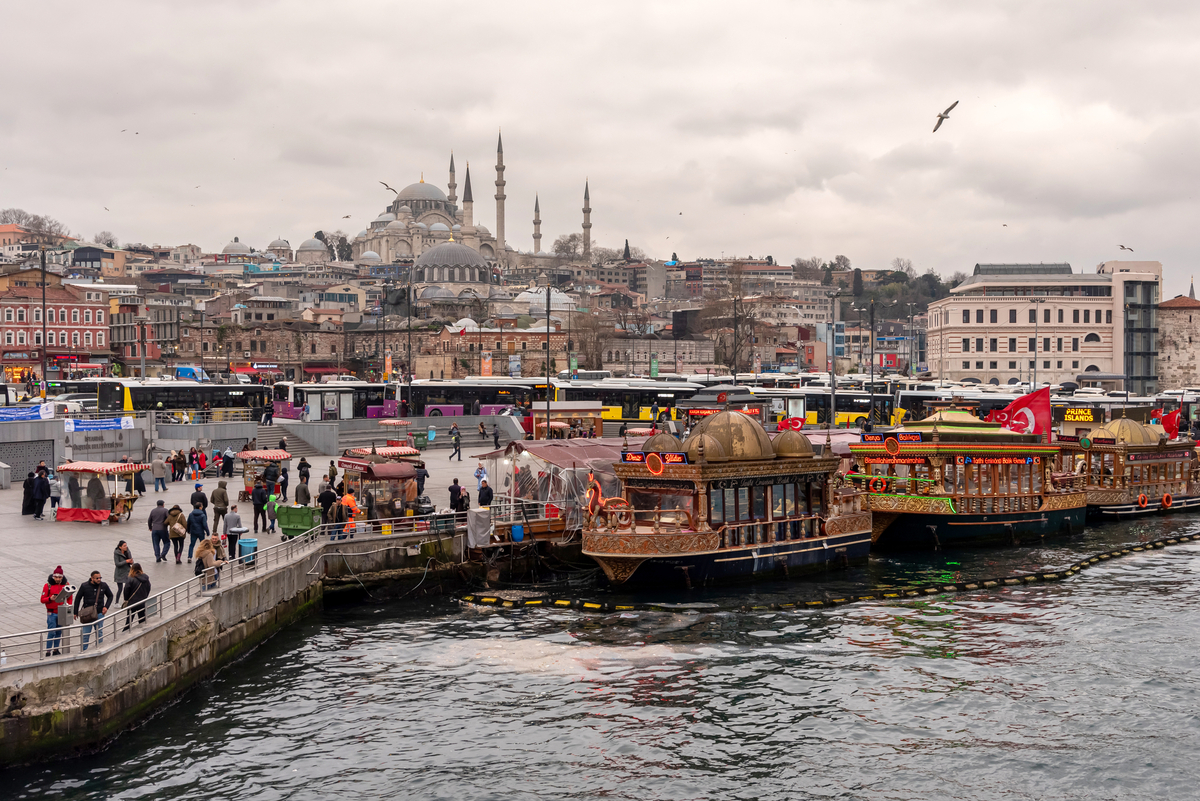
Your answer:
[852,298,897,430]
[905,302,917,376]
[825,290,847,428]
[1029,298,1047,391]
[135,314,149,378]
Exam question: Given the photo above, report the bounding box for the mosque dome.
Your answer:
[385,219,407,232]
[415,240,488,270]
[222,237,251,255]
[420,286,455,300]
[267,238,290,249]
[476,224,491,235]
[1098,417,1159,445]
[454,317,480,330]
[683,411,775,462]
[414,222,428,230]
[297,238,328,253]
[684,433,727,464]
[515,286,572,311]
[396,182,448,203]
[398,205,412,214]
[355,230,369,240]
[773,429,814,458]
[372,212,396,224]
[452,224,462,232]
[357,250,382,264]
[643,431,684,453]
[429,223,450,232]
[458,288,485,299]
[488,286,513,299]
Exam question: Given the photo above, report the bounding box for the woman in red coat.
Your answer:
[41,567,72,656]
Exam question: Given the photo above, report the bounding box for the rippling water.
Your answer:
[12,516,1200,800]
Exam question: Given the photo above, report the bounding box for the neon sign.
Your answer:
[861,432,921,443]
[956,456,1039,465]
[646,453,664,475]
[621,452,646,463]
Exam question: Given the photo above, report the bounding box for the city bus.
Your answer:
[407,378,549,416]
[555,378,703,421]
[798,387,902,428]
[95,378,269,414]
[272,381,388,420]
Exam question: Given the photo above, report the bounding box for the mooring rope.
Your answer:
[459,533,1200,613]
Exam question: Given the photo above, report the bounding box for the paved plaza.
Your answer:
[1,444,492,636]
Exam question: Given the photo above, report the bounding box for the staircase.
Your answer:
[335,416,523,457]
[256,425,324,460]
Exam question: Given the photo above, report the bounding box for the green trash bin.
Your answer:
[276,505,322,540]
[412,431,428,451]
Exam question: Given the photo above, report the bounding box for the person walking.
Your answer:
[294,475,311,507]
[172,450,186,482]
[40,567,72,656]
[448,478,463,511]
[339,487,360,536]
[22,472,35,516]
[193,535,227,591]
[474,462,488,492]
[449,429,462,461]
[415,462,428,496]
[252,480,269,533]
[223,504,245,560]
[113,540,133,603]
[297,457,312,484]
[151,454,167,492]
[279,466,289,502]
[262,460,280,493]
[222,446,235,478]
[32,470,51,521]
[478,479,493,507]
[167,504,186,563]
[190,482,208,512]
[67,471,82,508]
[133,467,147,497]
[266,494,279,534]
[263,402,273,426]
[121,564,151,631]
[493,423,500,449]
[210,480,230,534]
[188,448,201,481]
[186,502,209,562]
[318,481,338,525]
[277,436,288,452]
[48,470,62,512]
[148,499,171,563]
[73,570,113,652]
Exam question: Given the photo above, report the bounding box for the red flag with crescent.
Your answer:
[1163,409,1181,439]
[997,387,1051,436]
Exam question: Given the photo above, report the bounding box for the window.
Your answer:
[1072,338,1079,352]
[1029,360,1035,368]
[203,341,209,352]
[989,309,997,323]
[1008,337,1017,352]
[84,331,92,346]
[975,361,984,369]
[976,338,984,352]
[72,331,80,346]
[96,311,103,324]
[1083,310,1090,324]
[1058,309,1064,323]
[1106,310,1112,324]
[1044,337,1051,352]
[1043,360,1050,369]
[989,361,998,369]
[962,338,970,352]
[1044,309,1051,323]
[85,310,92,324]
[16,308,24,322]
[1071,309,1078,323]
[260,340,267,352]
[962,361,971,369]
[976,309,983,324]
[1029,337,1036,352]
[1056,338,1063,351]
[1072,360,1079,368]
[541,341,548,350]
[1096,308,1102,322]
[1057,360,1063,369]
[72,309,79,323]
[1009,361,1017,369]
[522,342,528,350]
[16,331,25,345]
[34,331,41,345]
[3,332,9,344]
[34,308,41,322]
[311,343,316,354]
[962,310,970,324]
[47,309,55,323]
[47,331,55,346]
[1084,333,1101,343]
[330,344,337,354]
[250,340,257,352]
[988,338,997,352]
[1028,309,1036,323]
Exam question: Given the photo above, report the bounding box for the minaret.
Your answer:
[533,194,542,254]
[494,131,506,266]
[462,163,475,237]
[447,152,457,206]
[1191,276,1196,300]
[582,180,592,263]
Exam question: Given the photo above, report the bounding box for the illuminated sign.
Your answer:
[1128,451,1192,462]
[1064,408,1095,423]
[662,452,687,465]
[956,456,1040,465]
[1090,436,1116,445]
[688,408,721,417]
[646,453,664,475]
[1056,434,1080,443]
[862,456,926,465]
[623,451,688,469]
[860,432,921,444]
[621,452,646,463]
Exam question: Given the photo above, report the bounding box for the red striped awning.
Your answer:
[236,450,291,461]
[379,420,412,426]
[57,461,151,475]
[349,446,419,457]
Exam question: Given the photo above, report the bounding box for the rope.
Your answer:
[458,533,1200,613]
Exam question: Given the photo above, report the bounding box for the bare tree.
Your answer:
[831,254,851,271]
[891,257,916,279]
[94,231,119,248]
[552,233,583,258]
[792,256,824,281]
[573,311,607,369]
[1,208,71,243]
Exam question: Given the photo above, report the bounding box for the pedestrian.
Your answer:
[186,502,209,562]
[113,540,133,602]
[474,461,488,491]
[295,475,311,506]
[267,494,279,534]
[222,446,235,478]
[189,448,201,480]
[449,478,462,511]
[264,402,273,425]
[193,534,227,591]
[449,429,462,461]
[211,479,230,533]
[22,471,35,516]
[279,466,289,501]
[121,564,151,631]
[297,457,311,483]
[151,454,167,492]
[318,481,338,525]
[415,461,428,496]
[224,504,245,559]
[148,499,171,562]
[48,470,62,512]
[478,479,493,507]
[278,436,287,452]
[190,482,208,512]
[73,570,113,652]
[167,504,186,563]
[472,398,481,416]
[301,401,310,422]
[262,460,280,491]
[133,467,147,497]
[41,567,72,656]
[328,460,338,484]
[651,402,659,422]
[120,454,134,493]
[252,480,269,533]
[618,422,628,437]
[173,450,186,482]
[32,470,51,520]
[478,421,487,439]
[86,473,106,511]
[67,472,82,508]
[493,423,500,449]
[340,487,360,536]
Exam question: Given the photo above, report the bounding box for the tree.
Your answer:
[671,252,678,262]
[852,268,864,297]
[552,233,583,258]
[891,257,916,279]
[949,271,968,288]
[822,266,833,286]
[831,254,851,271]
[0,208,71,243]
[793,256,823,281]
[93,231,119,248]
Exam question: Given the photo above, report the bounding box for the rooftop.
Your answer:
[973,263,1073,276]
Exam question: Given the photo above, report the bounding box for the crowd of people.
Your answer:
[39,556,153,657]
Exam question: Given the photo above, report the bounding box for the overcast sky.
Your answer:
[2,1,1198,295]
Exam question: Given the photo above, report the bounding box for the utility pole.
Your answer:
[1029,297,1046,391]
[545,278,552,438]
[39,245,47,395]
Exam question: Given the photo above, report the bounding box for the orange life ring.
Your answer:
[1137,494,1148,508]
[869,476,886,493]
[1163,493,1173,509]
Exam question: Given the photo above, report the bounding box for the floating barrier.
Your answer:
[459,534,1200,614]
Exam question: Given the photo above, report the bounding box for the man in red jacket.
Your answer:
[40,566,72,656]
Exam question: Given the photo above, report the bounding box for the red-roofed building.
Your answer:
[0,284,112,381]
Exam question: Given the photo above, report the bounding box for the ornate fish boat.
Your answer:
[846,410,1087,550]
[581,411,872,587]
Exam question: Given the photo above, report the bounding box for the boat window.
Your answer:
[966,465,976,495]
[980,466,993,495]
[752,486,766,520]
[711,489,723,523]
[785,484,796,516]
[1032,465,1043,494]
[725,488,736,522]
[772,484,785,519]
[737,487,750,521]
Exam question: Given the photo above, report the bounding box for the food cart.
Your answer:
[337,455,420,524]
[378,419,413,448]
[236,448,291,502]
[347,443,422,463]
[55,461,150,523]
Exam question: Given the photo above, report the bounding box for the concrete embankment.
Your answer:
[0,530,467,766]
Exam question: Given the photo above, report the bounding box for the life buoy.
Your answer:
[1137,494,1148,508]
[1163,493,1173,509]
[869,476,886,493]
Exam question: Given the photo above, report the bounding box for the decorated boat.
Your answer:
[1051,417,1200,518]
[581,411,872,587]
[846,410,1087,550]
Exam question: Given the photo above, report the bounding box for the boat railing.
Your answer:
[716,514,823,549]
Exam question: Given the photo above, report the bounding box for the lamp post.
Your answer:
[545,277,552,438]
[135,315,148,378]
[905,302,917,375]
[853,298,896,429]
[39,245,47,394]
[1029,297,1047,391]
[825,291,847,428]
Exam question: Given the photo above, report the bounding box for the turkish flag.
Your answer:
[1163,409,1181,439]
[998,387,1051,437]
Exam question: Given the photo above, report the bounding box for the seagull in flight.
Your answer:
[342,215,351,218]
[933,100,959,132]
[1119,244,1134,252]
[380,181,397,194]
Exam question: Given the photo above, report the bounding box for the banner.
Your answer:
[481,351,493,377]
[384,350,393,378]
[64,416,134,432]
[650,353,659,378]
[0,404,54,422]
[569,353,577,372]
[508,354,522,378]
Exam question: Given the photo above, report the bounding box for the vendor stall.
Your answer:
[378,419,413,448]
[347,444,421,463]
[236,449,291,502]
[55,461,151,523]
[337,455,419,526]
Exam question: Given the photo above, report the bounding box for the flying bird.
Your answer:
[380,181,397,194]
[120,129,126,132]
[1119,244,1134,252]
[104,207,109,211]
[1003,224,1008,227]
[342,215,351,218]
[932,100,959,133]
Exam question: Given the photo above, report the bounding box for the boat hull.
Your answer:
[1086,491,1200,519]
[872,505,1086,550]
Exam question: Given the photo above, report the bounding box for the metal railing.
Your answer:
[153,409,259,424]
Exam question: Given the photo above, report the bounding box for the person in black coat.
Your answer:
[279,466,289,502]
[190,482,208,511]
[478,480,493,507]
[22,472,36,516]
[121,564,151,631]
[32,471,51,521]
[317,483,338,525]
[133,469,147,497]
[252,481,269,533]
